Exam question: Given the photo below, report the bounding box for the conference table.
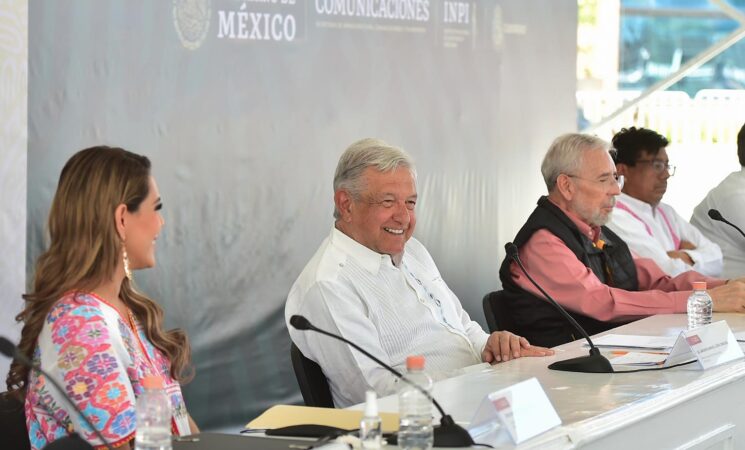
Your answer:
[349,313,745,449]
[176,313,745,449]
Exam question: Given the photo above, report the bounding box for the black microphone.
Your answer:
[0,336,112,450]
[0,336,15,359]
[504,243,613,373]
[289,315,475,448]
[708,209,745,240]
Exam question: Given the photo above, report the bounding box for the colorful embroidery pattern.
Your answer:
[25,292,187,450]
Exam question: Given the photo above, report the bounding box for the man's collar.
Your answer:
[330,227,395,274]
[618,192,658,215]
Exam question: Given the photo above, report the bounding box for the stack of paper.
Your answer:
[586,334,678,351]
[582,334,679,367]
[609,351,668,366]
[590,322,742,368]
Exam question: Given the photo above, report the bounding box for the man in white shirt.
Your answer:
[285,138,552,407]
[607,127,723,277]
[691,123,745,279]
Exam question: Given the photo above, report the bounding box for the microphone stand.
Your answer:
[505,244,614,373]
[290,316,474,447]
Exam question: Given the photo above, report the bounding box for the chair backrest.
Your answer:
[0,391,31,450]
[482,290,514,333]
[290,342,334,408]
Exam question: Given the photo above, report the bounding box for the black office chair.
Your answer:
[0,391,31,450]
[290,343,334,408]
[482,290,515,333]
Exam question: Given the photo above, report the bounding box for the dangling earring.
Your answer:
[123,247,133,281]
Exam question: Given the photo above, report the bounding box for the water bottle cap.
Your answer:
[363,390,378,417]
[142,375,164,389]
[692,281,707,290]
[406,355,425,370]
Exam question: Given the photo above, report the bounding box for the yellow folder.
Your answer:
[246,404,399,433]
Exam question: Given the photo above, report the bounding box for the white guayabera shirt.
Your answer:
[608,192,723,277]
[286,227,489,407]
[692,168,745,279]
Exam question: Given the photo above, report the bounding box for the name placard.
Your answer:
[467,377,561,445]
[666,320,744,369]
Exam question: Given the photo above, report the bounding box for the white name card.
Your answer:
[666,320,744,370]
[467,377,561,445]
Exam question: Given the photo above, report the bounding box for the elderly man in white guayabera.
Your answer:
[285,138,553,407]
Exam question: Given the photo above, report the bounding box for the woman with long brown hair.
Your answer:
[7,146,198,449]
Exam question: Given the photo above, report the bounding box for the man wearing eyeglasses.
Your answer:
[607,127,723,277]
[498,133,745,348]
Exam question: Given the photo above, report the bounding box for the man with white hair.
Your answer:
[286,138,552,407]
[498,133,745,348]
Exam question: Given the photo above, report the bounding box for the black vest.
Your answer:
[498,196,639,348]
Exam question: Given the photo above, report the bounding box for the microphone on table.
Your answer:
[0,336,112,450]
[504,243,614,373]
[289,315,475,448]
[708,209,745,240]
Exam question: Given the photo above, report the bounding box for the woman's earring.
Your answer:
[123,247,133,281]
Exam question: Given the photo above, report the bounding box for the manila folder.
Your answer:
[246,405,399,433]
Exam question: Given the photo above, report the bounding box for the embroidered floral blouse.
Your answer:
[25,292,190,449]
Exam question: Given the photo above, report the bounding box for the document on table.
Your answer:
[607,322,741,367]
[245,405,399,433]
[585,334,678,350]
[609,351,669,366]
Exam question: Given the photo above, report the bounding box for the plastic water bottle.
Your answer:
[398,355,433,450]
[687,281,713,330]
[135,375,172,450]
[360,390,382,449]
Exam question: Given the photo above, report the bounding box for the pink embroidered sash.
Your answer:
[615,200,681,249]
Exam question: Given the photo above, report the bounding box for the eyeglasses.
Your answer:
[635,159,676,176]
[566,173,625,190]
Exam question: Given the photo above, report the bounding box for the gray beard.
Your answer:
[590,210,612,227]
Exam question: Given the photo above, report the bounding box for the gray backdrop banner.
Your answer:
[0,0,27,382]
[27,0,577,428]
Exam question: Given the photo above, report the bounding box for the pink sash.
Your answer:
[615,200,681,249]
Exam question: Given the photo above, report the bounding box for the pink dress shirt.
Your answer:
[509,200,725,322]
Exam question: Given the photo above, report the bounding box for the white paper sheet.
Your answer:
[586,334,678,350]
[610,351,668,366]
